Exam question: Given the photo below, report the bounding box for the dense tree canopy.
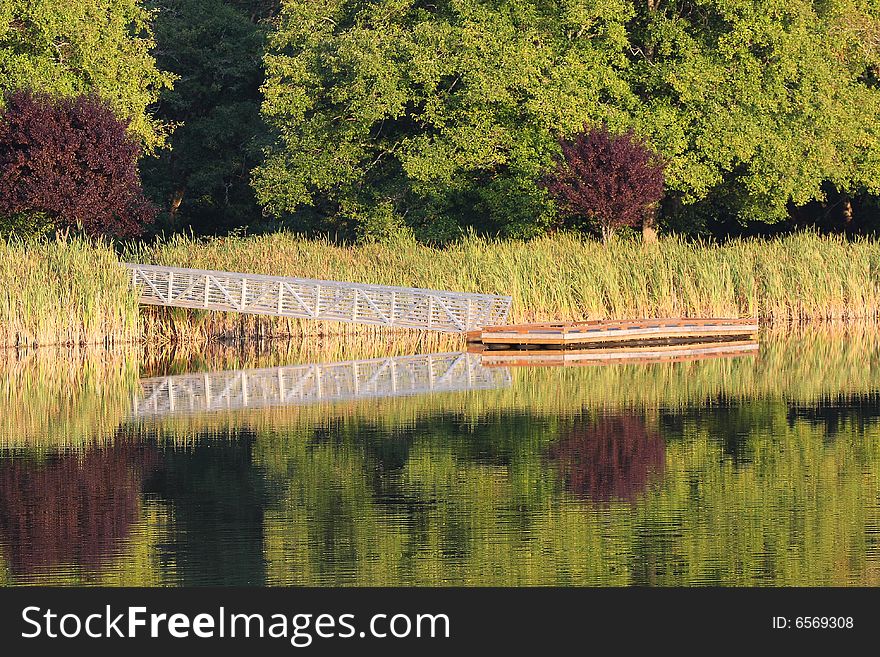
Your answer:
[253,0,880,239]
[630,0,880,226]
[5,0,880,239]
[0,0,173,151]
[254,0,635,240]
[141,0,273,233]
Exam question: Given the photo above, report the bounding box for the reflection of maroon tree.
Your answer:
[0,443,158,575]
[548,415,665,502]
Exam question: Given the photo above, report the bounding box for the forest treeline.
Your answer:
[4,0,880,241]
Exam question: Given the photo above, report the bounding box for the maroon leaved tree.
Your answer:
[543,125,665,241]
[0,90,155,238]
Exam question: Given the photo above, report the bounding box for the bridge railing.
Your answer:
[132,352,511,419]
[125,263,511,333]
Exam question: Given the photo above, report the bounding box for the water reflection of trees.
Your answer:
[548,414,665,502]
[0,443,158,575]
[786,392,880,436]
[0,430,274,585]
[143,430,272,586]
[2,398,879,586]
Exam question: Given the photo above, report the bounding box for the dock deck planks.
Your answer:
[470,339,759,367]
[469,317,759,347]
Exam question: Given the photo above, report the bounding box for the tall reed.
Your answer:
[4,231,880,347]
[0,237,139,347]
[129,231,880,343]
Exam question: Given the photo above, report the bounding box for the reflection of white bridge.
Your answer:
[132,352,511,419]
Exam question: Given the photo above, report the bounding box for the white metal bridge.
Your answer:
[126,263,511,333]
[131,352,511,419]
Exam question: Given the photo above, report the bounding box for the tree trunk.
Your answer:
[169,188,185,226]
[842,195,853,228]
[642,214,658,243]
[644,0,658,61]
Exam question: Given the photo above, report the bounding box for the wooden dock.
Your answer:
[468,317,759,348]
[470,339,759,367]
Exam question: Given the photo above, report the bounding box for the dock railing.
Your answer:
[126,263,511,333]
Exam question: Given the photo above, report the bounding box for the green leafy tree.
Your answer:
[142,1,274,233]
[254,0,635,241]
[628,0,880,226]
[0,0,173,152]
[256,0,880,237]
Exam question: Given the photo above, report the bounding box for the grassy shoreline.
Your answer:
[4,231,880,347]
[1,238,139,348]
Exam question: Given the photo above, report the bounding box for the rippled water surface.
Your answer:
[1,329,879,586]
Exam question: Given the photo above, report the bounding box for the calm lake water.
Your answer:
[1,328,879,586]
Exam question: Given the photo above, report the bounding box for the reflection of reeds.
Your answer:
[1,332,879,586]
[0,238,139,347]
[138,333,461,377]
[132,324,880,438]
[0,348,139,448]
[4,323,880,449]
